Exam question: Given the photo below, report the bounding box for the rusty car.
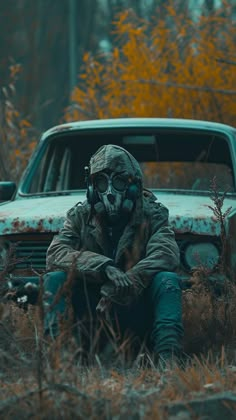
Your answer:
[0,118,236,290]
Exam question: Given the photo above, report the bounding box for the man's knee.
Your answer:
[150,271,182,297]
[44,271,67,294]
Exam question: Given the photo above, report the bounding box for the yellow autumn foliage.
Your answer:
[0,64,37,181]
[66,5,236,125]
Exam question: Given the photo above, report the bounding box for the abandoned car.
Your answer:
[0,118,236,288]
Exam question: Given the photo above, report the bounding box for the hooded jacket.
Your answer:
[46,145,180,303]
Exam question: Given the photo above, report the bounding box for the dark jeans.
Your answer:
[43,271,184,355]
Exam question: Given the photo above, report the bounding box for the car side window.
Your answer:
[43,146,72,192]
[29,144,72,193]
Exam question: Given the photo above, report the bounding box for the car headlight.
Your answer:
[184,242,220,270]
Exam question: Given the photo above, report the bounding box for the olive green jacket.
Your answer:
[46,192,179,300]
[46,145,180,303]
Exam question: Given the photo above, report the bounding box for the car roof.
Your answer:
[41,117,236,141]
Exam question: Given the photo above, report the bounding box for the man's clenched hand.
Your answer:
[104,265,133,297]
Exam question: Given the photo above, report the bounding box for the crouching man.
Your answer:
[44,144,184,367]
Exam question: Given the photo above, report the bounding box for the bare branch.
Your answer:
[66,103,97,119]
[216,58,236,66]
[123,79,236,95]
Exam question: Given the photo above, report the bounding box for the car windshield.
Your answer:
[27,129,235,194]
[140,161,232,190]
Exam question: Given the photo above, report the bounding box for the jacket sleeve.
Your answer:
[126,203,180,296]
[46,205,113,283]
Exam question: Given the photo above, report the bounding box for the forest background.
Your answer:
[1,2,236,416]
[0,0,235,180]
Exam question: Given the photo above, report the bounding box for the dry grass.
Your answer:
[182,273,236,358]
[1,274,236,419]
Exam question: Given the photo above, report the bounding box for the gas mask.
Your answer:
[94,171,128,223]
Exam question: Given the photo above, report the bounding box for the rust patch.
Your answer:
[51,124,73,133]
[12,220,26,230]
[1,216,61,234]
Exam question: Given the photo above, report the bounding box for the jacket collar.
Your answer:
[87,192,146,261]
[87,210,142,262]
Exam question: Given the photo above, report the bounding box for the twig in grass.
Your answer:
[47,382,89,398]
[207,176,232,276]
[95,354,105,378]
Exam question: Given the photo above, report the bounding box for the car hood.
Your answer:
[0,192,234,236]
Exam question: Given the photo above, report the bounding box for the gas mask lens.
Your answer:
[95,173,127,193]
[113,174,127,191]
[95,174,108,193]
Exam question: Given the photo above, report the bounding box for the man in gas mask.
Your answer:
[44,144,184,367]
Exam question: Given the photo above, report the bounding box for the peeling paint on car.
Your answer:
[0,193,233,236]
[50,124,74,133]
[0,218,65,235]
[170,215,219,235]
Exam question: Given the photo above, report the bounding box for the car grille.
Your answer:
[14,240,51,269]
[0,235,53,271]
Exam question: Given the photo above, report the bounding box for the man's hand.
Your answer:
[104,265,133,297]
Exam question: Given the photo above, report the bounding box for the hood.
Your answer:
[0,192,234,236]
[89,144,143,222]
[0,194,85,235]
[89,144,143,181]
[158,192,236,236]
